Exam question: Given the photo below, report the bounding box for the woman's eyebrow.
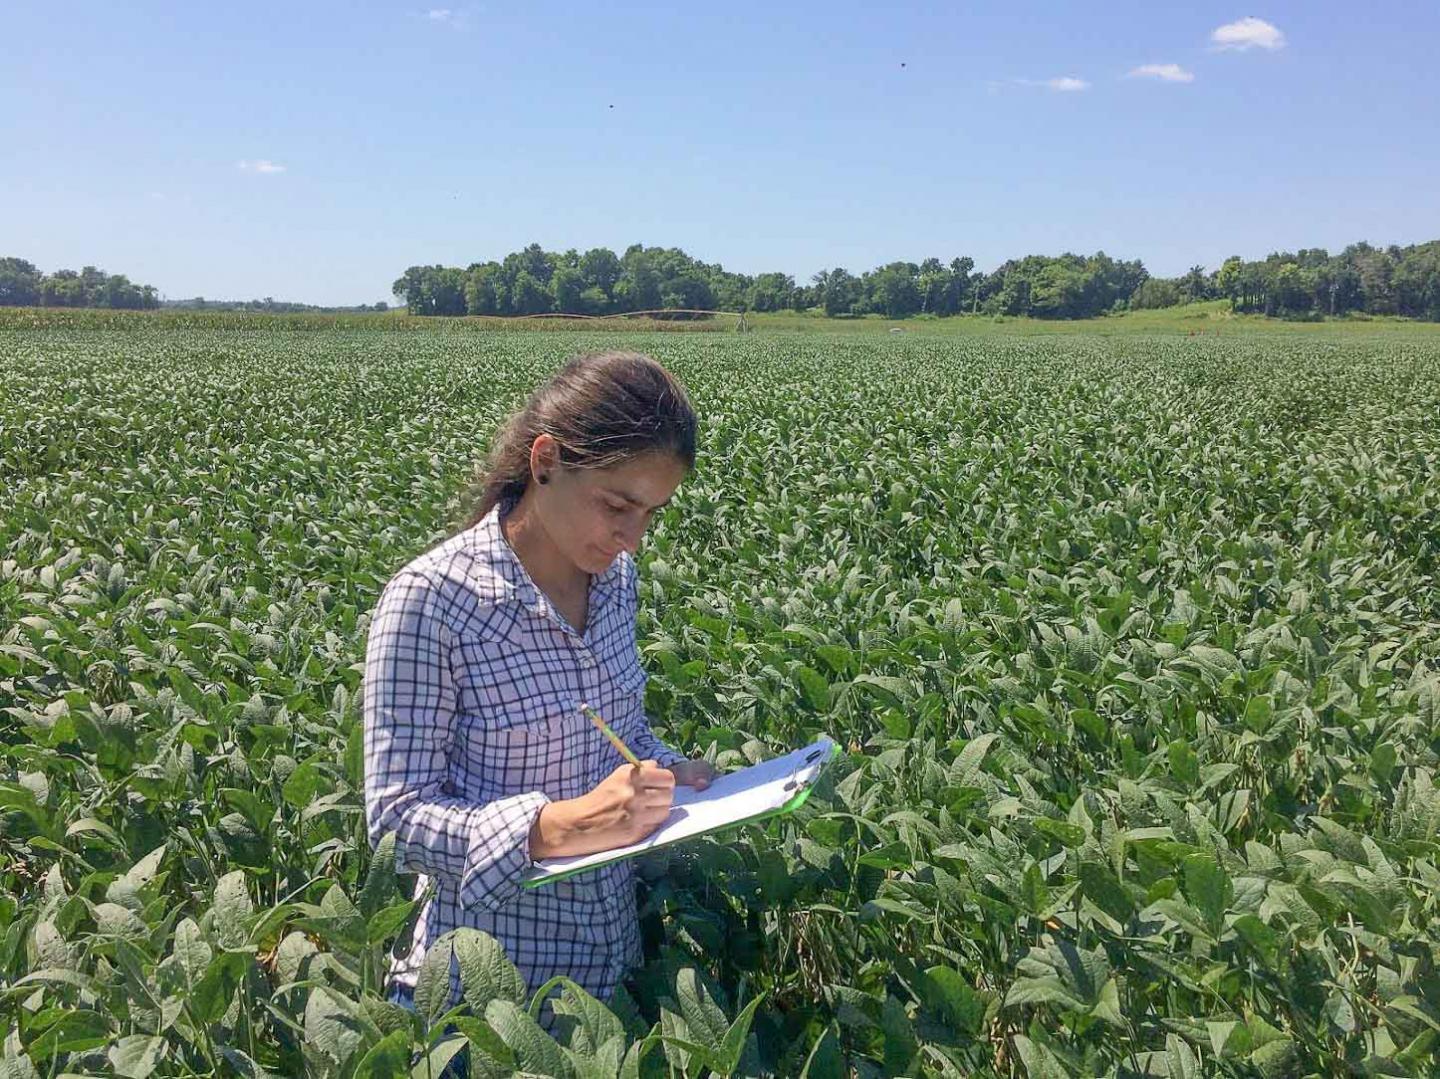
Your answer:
[609,487,671,511]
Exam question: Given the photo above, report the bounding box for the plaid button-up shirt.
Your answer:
[363,498,685,1010]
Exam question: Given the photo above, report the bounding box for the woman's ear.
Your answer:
[529,433,560,484]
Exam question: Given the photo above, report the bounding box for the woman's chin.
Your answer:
[585,546,620,574]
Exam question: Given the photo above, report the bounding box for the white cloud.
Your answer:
[1128,63,1195,83]
[238,159,286,174]
[995,75,1090,94]
[415,7,470,27]
[1211,17,1285,51]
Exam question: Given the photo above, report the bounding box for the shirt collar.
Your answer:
[472,495,624,630]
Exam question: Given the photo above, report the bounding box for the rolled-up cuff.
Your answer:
[630,727,687,770]
[653,746,687,769]
[458,791,552,913]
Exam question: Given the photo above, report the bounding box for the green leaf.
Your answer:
[10,968,98,994]
[798,1026,844,1079]
[366,900,418,946]
[211,870,253,949]
[848,673,915,706]
[485,998,572,1078]
[1168,740,1199,789]
[1370,741,1398,785]
[1013,1035,1072,1078]
[282,757,331,809]
[360,831,400,918]
[1182,855,1232,933]
[1005,939,1116,1021]
[1079,860,1135,923]
[715,993,766,1077]
[951,733,999,785]
[1164,1033,1201,1079]
[446,1016,513,1073]
[1021,862,1049,915]
[414,935,457,1028]
[410,1037,465,1079]
[454,928,527,1014]
[673,967,728,1056]
[548,979,624,1054]
[352,1030,412,1079]
[304,987,368,1069]
[919,966,989,1035]
[1248,1036,1297,1077]
[108,1035,165,1079]
[880,995,918,1075]
[217,1046,284,1079]
[22,1009,110,1061]
[192,951,249,1023]
[1071,708,1106,742]
[1242,697,1272,733]
[64,816,125,850]
[793,665,831,712]
[1034,817,1085,848]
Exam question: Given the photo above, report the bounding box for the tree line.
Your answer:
[7,240,1436,321]
[1136,242,1440,321]
[396,239,1440,321]
[161,297,389,314]
[0,258,160,310]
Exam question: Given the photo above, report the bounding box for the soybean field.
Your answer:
[3,324,1440,1078]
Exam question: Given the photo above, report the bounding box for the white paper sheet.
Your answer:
[523,736,836,883]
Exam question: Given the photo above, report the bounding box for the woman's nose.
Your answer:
[615,518,644,553]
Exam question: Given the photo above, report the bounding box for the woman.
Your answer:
[362,351,717,1053]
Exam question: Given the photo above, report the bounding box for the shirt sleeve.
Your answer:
[619,561,687,770]
[363,570,551,914]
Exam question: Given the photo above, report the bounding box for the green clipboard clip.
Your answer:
[522,736,843,889]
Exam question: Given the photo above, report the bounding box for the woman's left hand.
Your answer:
[668,759,717,790]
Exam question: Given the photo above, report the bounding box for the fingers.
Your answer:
[632,764,675,792]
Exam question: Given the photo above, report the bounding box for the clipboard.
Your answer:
[522,736,842,888]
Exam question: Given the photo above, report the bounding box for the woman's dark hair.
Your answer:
[463,350,697,528]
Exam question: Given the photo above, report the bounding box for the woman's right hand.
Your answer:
[528,761,675,859]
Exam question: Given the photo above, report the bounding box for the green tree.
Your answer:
[577,286,609,315]
[870,262,922,318]
[40,269,84,307]
[747,272,795,312]
[552,266,585,313]
[509,270,552,315]
[579,248,621,302]
[0,257,41,305]
[822,268,860,316]
[616,248,663,311]
[464,264,502,315]
[1180,265,1208,303]
[1130,277,1182,310]
[1215,256,1244,309]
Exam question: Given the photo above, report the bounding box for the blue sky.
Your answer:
[4,1,1437,305]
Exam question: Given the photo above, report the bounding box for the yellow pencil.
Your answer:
[580,702,643,767]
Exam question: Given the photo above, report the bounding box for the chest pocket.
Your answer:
[608,660,646,708]
[458,694,597,800]
[449,619,582,717]
[593,656,647,751]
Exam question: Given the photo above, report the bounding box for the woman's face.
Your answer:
[533,443,688,576]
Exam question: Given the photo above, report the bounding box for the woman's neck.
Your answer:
[500,494,589,604]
